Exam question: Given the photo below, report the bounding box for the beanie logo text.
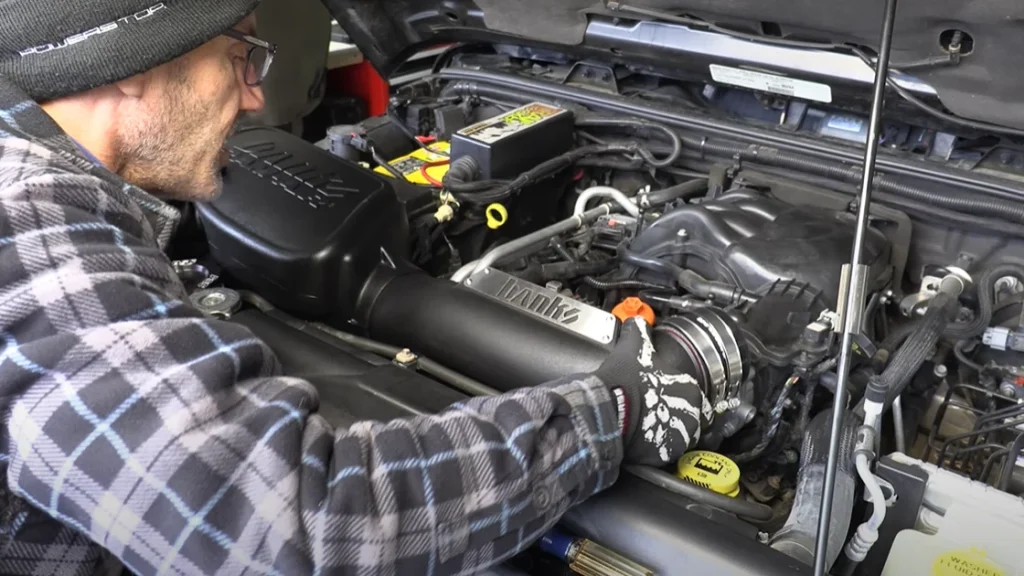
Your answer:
[18,3,168,57]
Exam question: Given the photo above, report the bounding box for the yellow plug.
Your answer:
[486,203,508,230]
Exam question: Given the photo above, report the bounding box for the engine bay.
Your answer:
[175,48,1024,575]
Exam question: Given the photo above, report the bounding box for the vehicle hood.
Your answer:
[324,0,1024,131]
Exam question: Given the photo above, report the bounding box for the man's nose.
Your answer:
[240,81,265,113]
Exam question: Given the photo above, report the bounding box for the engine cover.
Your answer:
[630,190,891,307]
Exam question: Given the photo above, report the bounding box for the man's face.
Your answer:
[116,16,266,202]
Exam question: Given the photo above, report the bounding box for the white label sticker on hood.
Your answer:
[709,64,833,103]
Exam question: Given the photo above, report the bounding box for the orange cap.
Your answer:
[612,297,656,326]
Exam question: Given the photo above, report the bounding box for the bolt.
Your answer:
[199,292,226,307]
[1000,382,1017,398]
[757,532,770,544]
[949,30,964,54]
[767,475,782,490]
[394,349,418,366]
[464,279,473,286]
[934,364,948,379]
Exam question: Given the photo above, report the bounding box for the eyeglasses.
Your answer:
[222,30,277,86]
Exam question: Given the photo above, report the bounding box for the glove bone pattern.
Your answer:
[635,323,713,463]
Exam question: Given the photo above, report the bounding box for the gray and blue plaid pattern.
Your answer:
[0,77,623,575]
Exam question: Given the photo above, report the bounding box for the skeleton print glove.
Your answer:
[597,317,714,466]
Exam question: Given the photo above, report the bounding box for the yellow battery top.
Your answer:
[374,142,451,186]
[676,450,741,498]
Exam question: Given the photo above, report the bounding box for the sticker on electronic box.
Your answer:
[457,103,566,144]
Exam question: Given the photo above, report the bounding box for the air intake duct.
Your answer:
[356,267,745,399]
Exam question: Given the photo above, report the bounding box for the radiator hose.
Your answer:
[770,409,858,570]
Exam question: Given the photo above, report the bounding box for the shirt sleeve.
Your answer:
[0,154,623,575]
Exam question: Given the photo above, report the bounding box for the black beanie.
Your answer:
[0,0,262,102]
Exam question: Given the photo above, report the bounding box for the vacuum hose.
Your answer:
[944,263,1024,340]
[619,247,757,306]
[770,409,858,570]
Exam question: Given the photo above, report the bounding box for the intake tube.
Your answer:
[356,267,744,398]
[359,269,612,391]
[770,409,858,570]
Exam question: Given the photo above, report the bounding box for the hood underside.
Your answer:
[325,0,1024,131]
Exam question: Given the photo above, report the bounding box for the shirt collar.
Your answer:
[70,138,104,168]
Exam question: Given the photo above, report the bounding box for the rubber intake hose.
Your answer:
[641,179,708,207]
[945,263,1024,340]
[866,291,958,410]
[770,409,858,570]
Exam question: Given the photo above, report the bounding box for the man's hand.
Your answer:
[596,317,713,466]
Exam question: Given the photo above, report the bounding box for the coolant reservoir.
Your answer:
[881,453,1024,575]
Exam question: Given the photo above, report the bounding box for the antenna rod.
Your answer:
[813,0,899,573]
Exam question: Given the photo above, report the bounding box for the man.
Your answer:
[0,1,711,574]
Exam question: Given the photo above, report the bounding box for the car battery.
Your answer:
[451,102,574,180]
[374,141,451,185]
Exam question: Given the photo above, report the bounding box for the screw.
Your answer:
[933,364,948,379]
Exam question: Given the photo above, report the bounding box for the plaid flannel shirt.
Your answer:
[0,77,623,575]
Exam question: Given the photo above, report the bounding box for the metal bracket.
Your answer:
[563,62,619,94]
[835,264,870,335]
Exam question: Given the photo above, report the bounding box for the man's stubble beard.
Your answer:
[116,70,232,203]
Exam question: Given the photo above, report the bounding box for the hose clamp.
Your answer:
[854,425,878,460]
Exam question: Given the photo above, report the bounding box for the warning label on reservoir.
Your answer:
[932,549,1006,576]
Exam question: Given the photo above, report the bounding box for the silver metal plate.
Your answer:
[463,268,617,344]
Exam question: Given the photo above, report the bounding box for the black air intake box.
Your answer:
[197,127,408,324]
